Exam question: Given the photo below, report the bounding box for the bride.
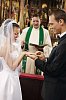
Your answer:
[0,19,29,100]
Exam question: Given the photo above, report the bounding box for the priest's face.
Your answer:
[32,17,40,29]
[49,14,61,34]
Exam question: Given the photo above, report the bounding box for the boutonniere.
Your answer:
[53,42,58,47]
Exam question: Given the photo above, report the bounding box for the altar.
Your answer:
[19,73,44,100]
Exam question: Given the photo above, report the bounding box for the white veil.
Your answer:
[0,19,19,65]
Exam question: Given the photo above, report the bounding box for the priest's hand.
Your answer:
[21,41,25,49]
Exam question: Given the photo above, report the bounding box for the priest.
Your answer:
[19,14,52,74]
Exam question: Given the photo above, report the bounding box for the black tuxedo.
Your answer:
[35,34,66,100]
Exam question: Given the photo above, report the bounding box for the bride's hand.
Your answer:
[25,52,37,60]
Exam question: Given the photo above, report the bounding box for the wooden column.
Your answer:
[64,0,66,11]
[19,0,24,29]
[0,0,2,20]
[9,0,12,18]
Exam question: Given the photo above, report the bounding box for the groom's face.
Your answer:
[49,14,61,35]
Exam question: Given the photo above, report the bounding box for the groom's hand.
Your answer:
[35,51,46,61]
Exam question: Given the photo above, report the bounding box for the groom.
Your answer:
[28,9,66,100]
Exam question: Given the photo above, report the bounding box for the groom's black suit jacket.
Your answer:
[35,34,66,100]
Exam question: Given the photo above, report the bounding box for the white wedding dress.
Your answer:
[0,42,22,100]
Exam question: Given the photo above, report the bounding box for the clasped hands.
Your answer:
[25,51,46,61]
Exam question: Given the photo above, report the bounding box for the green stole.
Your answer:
[22,26,44,74]
[25,25,44,50]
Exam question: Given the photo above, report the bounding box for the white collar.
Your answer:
[60,31,66,38]
[33,26,40,30]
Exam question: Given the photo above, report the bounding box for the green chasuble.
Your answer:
[22,26,44,74]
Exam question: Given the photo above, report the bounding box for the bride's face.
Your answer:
[13,27,20,41]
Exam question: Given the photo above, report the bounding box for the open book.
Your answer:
[29,43,48,48]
